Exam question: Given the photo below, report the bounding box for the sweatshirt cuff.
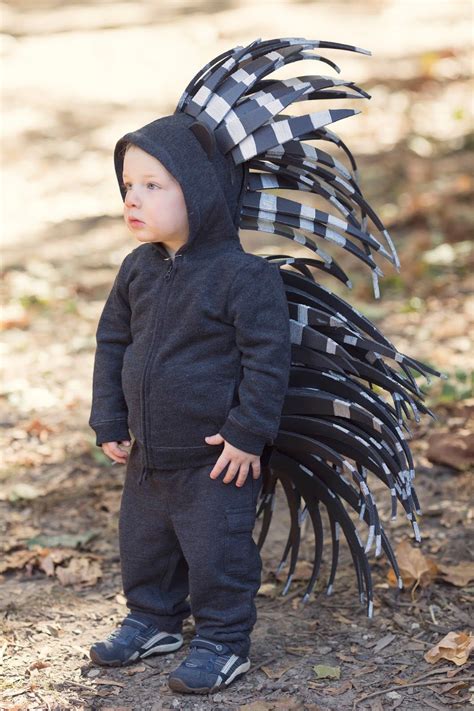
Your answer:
[219,416,269,456]
[91,420,131,447]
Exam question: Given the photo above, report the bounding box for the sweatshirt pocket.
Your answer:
[121,345,145,441]
[147,372,236,449]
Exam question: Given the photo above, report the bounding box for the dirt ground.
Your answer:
[1,0,473,709]
[0,455,473,710]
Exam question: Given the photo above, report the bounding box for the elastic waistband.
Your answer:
[133,438,224,479]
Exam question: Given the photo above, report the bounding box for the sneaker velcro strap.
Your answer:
[121,617,153,632]
[190,637,232,655]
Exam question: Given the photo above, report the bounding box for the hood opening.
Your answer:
[114,112,246,256]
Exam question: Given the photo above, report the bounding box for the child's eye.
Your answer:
[120,182,160,191]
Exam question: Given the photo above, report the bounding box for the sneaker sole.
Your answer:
[168,659,250,694]
[141,639,184,658]
[89,638,183,667]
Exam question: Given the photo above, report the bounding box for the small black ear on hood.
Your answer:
[189,120,216,160]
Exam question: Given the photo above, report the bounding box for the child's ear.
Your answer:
[189,120,216,160]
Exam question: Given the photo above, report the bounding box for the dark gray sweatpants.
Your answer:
[118,441,263,658]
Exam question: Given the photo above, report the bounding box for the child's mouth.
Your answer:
[128,218,145,228]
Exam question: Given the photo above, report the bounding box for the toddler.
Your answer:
[88,109,291,693]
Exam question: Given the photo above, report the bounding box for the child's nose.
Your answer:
[125,190,140,207]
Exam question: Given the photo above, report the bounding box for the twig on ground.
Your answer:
[247,655,279,675]
[353,676,474,708]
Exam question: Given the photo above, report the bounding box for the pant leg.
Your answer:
[158,461,263,658]
[118,441,191,632]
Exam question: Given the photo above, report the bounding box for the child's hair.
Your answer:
[119,141,133,158]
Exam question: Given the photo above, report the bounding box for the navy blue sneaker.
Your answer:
[89,614,183,667]
[167,637,250,694]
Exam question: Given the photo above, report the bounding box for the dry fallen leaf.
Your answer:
[38,549,71,576]
[28,660,50,671]
[257,582,277,597]
[0,549,38,574]
[276,560,313,582]
[123,664,146,675]
[336,652,358,663]
[324,679,353,695]
[24,418,55,439]
[353,664,378,677]
[437,561,474,587]
[372,633,397,654]
[331,612,352,625]
[39,554,56,577]
[94,678,126,687]
[261,663,295,680]
[387,539,438,590]
[0,303,30,330]
[424,630,474,666]
[55,556,102,586]
[239,700,305,711]
[426,429,474,471]
[313,664,341,680]
[286,646,314,655]
[440,506,467,529]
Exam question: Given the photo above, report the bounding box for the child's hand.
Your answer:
[101,440,131,465]
[205,433,260,487]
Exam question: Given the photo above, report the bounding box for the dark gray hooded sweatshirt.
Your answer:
[89,111,291,478]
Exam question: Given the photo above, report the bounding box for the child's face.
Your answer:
[122,145,189,249]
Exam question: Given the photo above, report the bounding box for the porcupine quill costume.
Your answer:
[123,37,445,618]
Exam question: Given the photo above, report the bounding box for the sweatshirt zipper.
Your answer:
[139,255,181,483]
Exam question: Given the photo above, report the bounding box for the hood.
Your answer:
[114,111,247,256]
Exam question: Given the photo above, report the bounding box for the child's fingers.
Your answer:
[105,452,125,464]
[235,464,249,487]
[102,442,129,464]
[116,441,131,456]
[251,460,261,479]
[209,455,229,479]
[222,461,239,484]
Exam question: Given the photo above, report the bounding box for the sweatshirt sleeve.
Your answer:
[218,259,291,456]
[88,253,134,446]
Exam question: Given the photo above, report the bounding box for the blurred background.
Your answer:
[1,0,472,478]
[1,2,473,707]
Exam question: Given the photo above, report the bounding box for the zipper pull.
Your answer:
[164,260,174,280]
[164,254,183,280]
